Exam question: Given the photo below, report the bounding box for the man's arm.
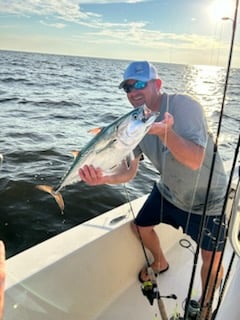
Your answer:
[149,112,205,170]
[79,157,140,186]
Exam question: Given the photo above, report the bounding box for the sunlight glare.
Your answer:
[209,0,235,21]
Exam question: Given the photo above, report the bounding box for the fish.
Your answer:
[36,105,159,214]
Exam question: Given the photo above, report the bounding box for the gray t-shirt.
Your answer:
[134,93,227,216]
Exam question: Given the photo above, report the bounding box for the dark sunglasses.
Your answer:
[123,80,148,93]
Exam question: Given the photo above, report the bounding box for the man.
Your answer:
[79,61,227,318]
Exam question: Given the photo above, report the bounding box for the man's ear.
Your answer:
[156,78,162,90]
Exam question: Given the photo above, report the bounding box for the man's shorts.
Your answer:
[134,184,226,252]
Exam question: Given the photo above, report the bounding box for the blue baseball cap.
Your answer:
[119,61,158,89]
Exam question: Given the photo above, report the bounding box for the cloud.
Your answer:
[0,0,147,23]
[81,19,225,53]
[1,0,235,65]
[0,0,150,30]
[40,20,66,29]
[0,0,97,23]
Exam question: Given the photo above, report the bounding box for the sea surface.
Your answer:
[0,50,239,258]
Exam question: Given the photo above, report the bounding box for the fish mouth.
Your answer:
[122,106,158,140]
[142,105,159,123]
[117,105,159,146]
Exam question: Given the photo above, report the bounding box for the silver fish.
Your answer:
[36,105,159,213]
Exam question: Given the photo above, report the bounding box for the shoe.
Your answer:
[138,264,169,283]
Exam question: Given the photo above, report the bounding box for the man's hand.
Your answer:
[79,165,105,186]
[148,112,174,137]
[79,157,140,186]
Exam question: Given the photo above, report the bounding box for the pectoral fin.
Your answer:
[88,127,103,135]
[71,150,80,158]
[36,185,65,214]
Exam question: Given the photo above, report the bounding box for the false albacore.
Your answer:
[36,105,159,214]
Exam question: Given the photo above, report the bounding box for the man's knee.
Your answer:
[131,222,154,236]
[131,221,144,236]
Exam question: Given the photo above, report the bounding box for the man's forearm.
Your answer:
[161,129,205,170]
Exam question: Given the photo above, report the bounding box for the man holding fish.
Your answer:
[80,60,227,319]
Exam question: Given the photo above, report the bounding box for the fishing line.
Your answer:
[123,184,171,320]
[159,82,208,317]
[162,81,214,318]
[123,184,151,268]
[184,1,239,318]
[161,91,207,236]
[184,154,206,236]
[158,89,167,225]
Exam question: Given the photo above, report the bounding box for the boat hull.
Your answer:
[4,190,240,319]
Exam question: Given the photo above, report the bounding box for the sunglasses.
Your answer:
[123,80,148,93]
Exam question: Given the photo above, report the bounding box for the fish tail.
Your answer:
[36,185,65,214]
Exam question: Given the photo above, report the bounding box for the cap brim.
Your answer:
[119,76,149,89]
[119,80,127,89]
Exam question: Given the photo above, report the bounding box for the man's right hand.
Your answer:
[79,165,105,186]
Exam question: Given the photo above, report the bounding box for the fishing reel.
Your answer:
[141,280,160,305]
[169,300,201,320]
[185,300,201,319]
[141,279,177,306]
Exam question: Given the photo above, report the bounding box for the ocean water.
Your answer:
[0,50,239,258]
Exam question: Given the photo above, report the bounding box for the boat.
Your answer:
[3,159,240,320]
[2,1,240,319]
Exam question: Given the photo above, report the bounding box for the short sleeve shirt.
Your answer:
[134,93,227,215]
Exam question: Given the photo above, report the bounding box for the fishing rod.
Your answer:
[197,1,240,317]
[123,184,174,320]
[200,135,240,319]
[184,0,239,319]
[211,180,240,319]
[209,134,240,317]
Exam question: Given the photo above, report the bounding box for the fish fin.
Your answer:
[36,185,65,214]
[71,150,80,158]
[88,127,103,135]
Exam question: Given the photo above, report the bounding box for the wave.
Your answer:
[0,51,239,258]
[0,77,30,83]
[0,97,19,103]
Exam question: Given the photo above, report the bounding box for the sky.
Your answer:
[0,0,239,67]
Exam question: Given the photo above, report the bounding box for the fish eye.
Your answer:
[132,113,138,120]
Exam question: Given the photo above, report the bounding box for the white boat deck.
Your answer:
[97,232,199,320]
[4,195,239,320]
[97,234,236,320]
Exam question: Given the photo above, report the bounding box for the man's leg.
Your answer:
[131,223,168,281]
[200,249,223,319]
